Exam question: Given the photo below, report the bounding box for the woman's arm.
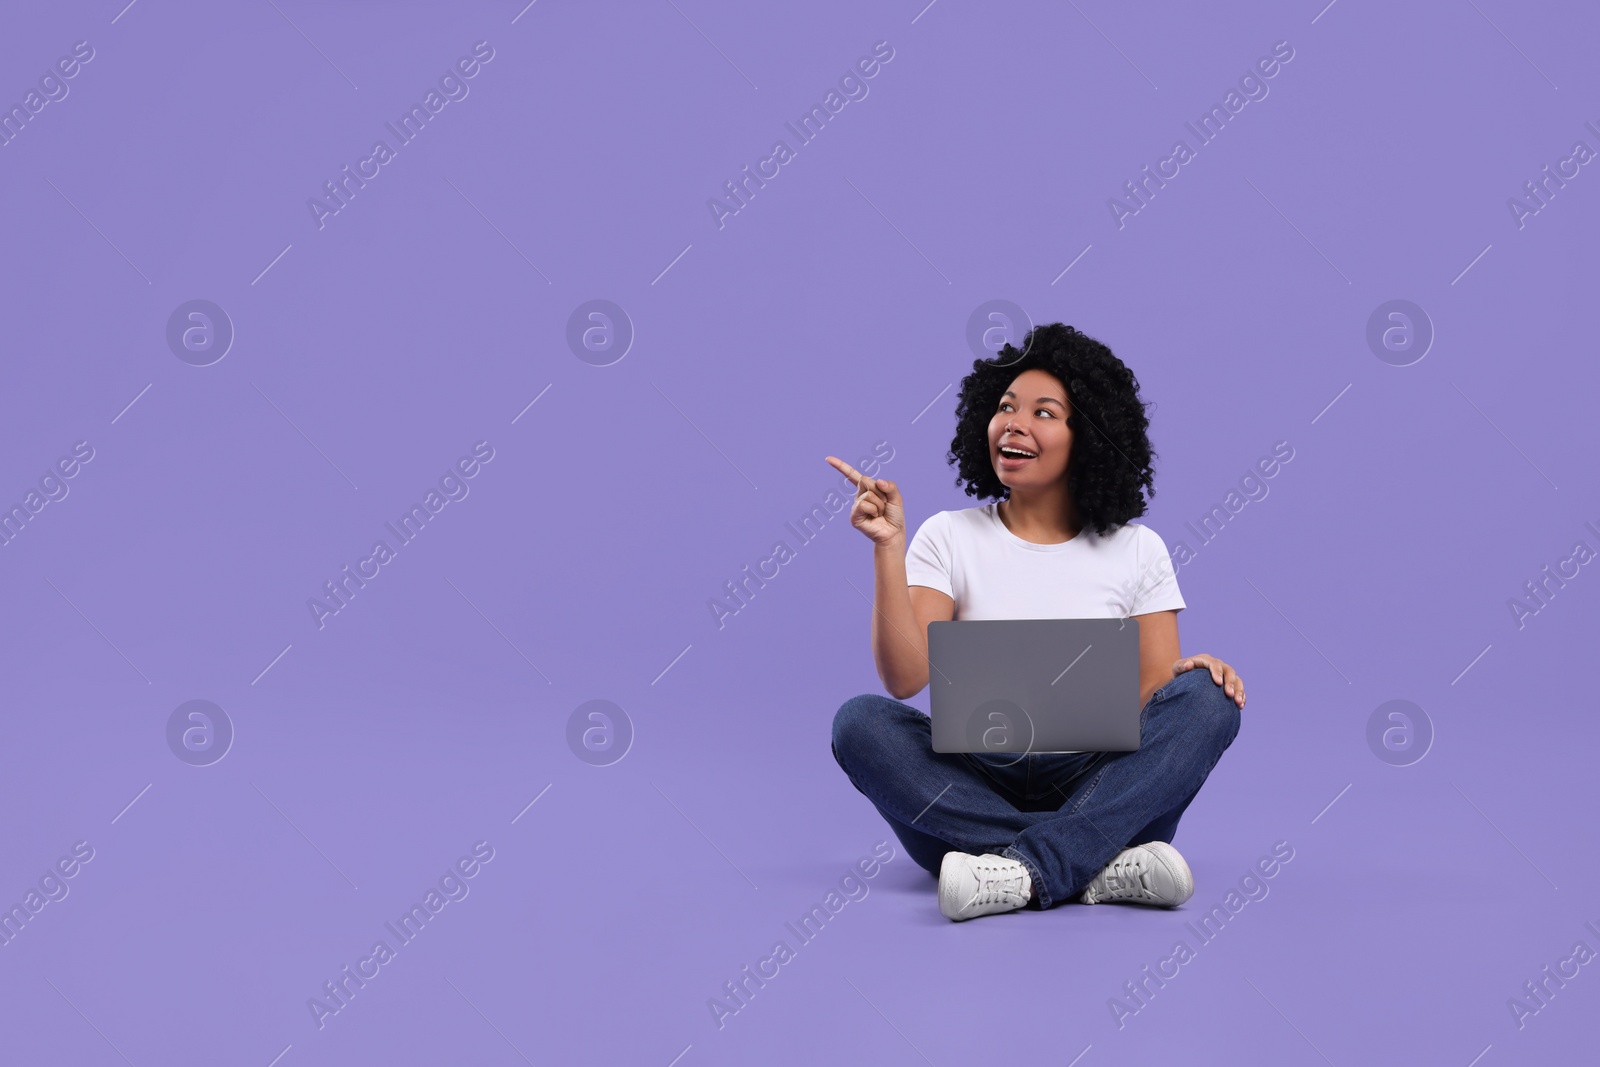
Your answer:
[1133,609,1181,707]
[1135,608,1248,709]
[826,455,954,700]
[871,539,953,699]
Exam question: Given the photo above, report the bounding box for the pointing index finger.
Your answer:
[825,455,871,491]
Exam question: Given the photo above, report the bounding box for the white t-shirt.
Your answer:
[904,504,1186,621]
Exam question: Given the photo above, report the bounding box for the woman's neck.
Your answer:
[997,490,1080,545]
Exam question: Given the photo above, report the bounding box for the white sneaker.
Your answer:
[938,852,1033,921]
[1079,841,1194,907]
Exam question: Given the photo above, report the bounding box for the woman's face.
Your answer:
[987,368,1072,491]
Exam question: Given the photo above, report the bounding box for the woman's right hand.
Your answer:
[825,456,904,547]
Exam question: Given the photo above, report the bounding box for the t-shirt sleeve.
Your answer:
[1130,525,1186,615]
[903,511,954,598]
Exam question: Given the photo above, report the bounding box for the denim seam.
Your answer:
[1012,673,1228,910]
[836,695,1085,870]
[836,741,1018,860]
[1002,845,1050,909]
[1045,679,1197,897]
[1067,761,1112,816]
[962,752,1031,807]
[1083,680,1237,864]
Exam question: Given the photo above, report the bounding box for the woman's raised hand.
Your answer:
[825,456,904,547]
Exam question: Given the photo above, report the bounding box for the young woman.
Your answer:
[827,322,1246,921]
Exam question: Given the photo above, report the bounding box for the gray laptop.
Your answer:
[928,618,1142,754]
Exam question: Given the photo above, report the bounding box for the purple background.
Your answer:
[2,1,1597,1063]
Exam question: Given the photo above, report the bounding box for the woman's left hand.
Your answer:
[1172,654,1245,708]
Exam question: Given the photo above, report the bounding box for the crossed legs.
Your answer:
[831,667,1241,909]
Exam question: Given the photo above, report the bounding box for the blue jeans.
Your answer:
[830,666,1242,909]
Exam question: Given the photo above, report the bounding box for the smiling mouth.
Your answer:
[999,446,1037,461]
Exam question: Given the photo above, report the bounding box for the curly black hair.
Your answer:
[947,322,1157,537]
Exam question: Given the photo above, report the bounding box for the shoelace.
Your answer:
[970,860,1028,905]
[1096,858,1156,901]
